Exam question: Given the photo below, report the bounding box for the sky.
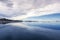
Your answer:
[0,0,60,20]
[25,13,60,21]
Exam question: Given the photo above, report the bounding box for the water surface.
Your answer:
[0,22,60,40]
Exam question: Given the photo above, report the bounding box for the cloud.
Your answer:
[11,3,60,20]
[0,0,13,7]
[0,0,34,17]
[0,0,60,20]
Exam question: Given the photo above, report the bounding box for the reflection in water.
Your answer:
[23,22,60,30]
[0,22,60,40]
[6,22,30,28]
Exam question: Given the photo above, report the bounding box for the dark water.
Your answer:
[0,22,60,40]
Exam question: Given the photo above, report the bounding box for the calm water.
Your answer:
[0,22,60,40]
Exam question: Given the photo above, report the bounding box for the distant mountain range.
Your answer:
[25,13,60,20]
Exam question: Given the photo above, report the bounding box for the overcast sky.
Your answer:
[0,0,60,20]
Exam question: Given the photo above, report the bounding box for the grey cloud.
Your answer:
[0,0,60,8]
[33,0,60,8]
[0,0,60,18]
[0,0,13,8]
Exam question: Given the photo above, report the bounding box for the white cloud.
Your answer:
[0,0,33,16]
[0,0,60,20]
[11,3,60,20]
